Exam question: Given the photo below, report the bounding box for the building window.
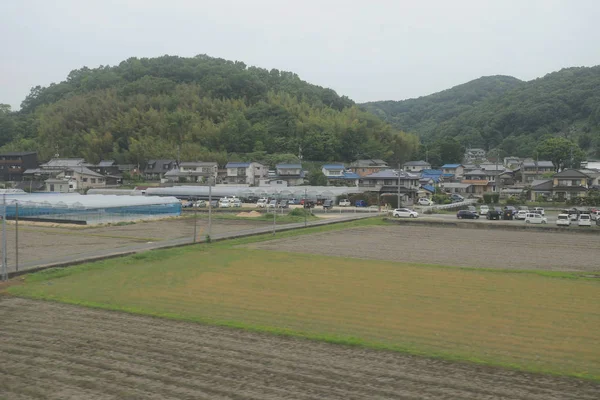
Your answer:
[572,180,580,186]
[82,178,88,182]
[91,178,96,183]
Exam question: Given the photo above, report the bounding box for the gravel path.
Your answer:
[248,225,600,271]
[1,298,598,400]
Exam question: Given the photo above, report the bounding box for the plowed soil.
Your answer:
[249,225,600,271]
[1,298,598,400]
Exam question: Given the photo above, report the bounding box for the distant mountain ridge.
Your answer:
[361,68,600,158]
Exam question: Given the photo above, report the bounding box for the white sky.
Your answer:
[1,0,600,110]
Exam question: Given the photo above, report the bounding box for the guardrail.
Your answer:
[418,199,478,212]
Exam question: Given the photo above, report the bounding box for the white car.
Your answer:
[231,199,242,207]
[556,214,571,226]
[256,198,268,208]
[339,199,351,207]
[219,199,231,208]
[532,207,545,216]
[479,205,489,215]
[590,210,600,221]
[392,208,419,218]
[578,214,592,227]
[417,198,433,206]
[515,210,528,220]
[267,200,277,208]
[525,213,547,224]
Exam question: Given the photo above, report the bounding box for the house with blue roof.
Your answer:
[225,161,267,185]
[441,164,464,178]
[321,164,360,186]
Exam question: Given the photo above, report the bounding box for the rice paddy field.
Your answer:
[3,221,600,399]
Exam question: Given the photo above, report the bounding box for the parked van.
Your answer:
[556,214,571,226]
[525,213,547,224]
[256,198,268,208]
[578,214,592,227]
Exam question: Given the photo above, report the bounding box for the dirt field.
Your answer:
[0,217,272,273]
[249,225,600,271]
[1,298,597,400]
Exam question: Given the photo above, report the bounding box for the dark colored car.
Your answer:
[355,200,367,207]
[277,200,289,208]
[303,200,315,209]
[457,210,480,219]
[487,208,502,220]
[502,206,515,220]
[323,200,334,210]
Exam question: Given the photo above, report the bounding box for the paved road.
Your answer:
[7,213,384,277]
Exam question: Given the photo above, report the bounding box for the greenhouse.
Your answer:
[142,185,365,201]
[0,193,181,225]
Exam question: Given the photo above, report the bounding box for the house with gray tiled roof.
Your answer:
[144,160,178,180]
[402,160,431,173]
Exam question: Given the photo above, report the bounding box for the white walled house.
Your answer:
[225,162,267,185]
[403,160,431,172]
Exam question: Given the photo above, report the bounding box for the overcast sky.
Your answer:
[2,0,600,110]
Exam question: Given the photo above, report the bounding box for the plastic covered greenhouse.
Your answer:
[0,193,181,225]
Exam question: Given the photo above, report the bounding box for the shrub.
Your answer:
[289,208,311,217]
[483,193,492,204]
[491,193,500,204]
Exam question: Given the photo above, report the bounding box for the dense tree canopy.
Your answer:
[362,68,600,158]
[0,55,419,166]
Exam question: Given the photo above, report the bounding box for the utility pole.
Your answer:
[495,149,499,193]
[208,180,213,239]
[397,164,402,208]
[1,194,6,281]
[15,201,19,272]
[192,198,197,243]
[304,187,307,227]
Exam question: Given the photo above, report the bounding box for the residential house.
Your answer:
[441,164,464,179]
[461,170,490,195]
[551,169,591,201]
[529,179,553,201]
[498,170,516,187]
[484,169,505,192]
[479,162,505,172]
[441,182,472,195]
[0,152,38,182]
[521,160,554,183]
[45,166,106,192]
[402,160,431,173]
[24,158,91,186]
[163,161,218,183]
[90,160,122,185]
[275,163,305,186]
[144,160,178,180]
[581,160,600,170]
[503,156,522,169]
[462,164,479,174]
[464,148,486,163]
[321,164,360,186]
[418,185,435,199]
[224,162,266,185]
[360,169,420,202]
[348,159,389,177]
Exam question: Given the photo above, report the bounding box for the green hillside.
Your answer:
[362,68,600,158]
[0,55,418,165]
[362,75,524,138]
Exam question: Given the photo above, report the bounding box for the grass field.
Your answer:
[9,235,600,381]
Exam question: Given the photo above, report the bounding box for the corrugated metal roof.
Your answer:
[442,164,462,168]
[225,162,251,168]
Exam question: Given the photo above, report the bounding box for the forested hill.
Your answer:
[362,75,524,138]
[0,55,418,165]
[362,67,600,158]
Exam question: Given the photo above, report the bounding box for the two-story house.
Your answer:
[90,160,122,185]
[275,163,305,186]
[164,161,219,183]
[224,162,266,185]
[461,169,490,195]
[321,164,360,186]
[46,166,106,193]
[402,160,431,173]
[521,160,555,183]
[360,169,420,202]
[144,160,178,180]
[441,164,464,179]
[348,159,389,177]
[551,169,591,201]
[0,152,38,182]
[464,148,486,163]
